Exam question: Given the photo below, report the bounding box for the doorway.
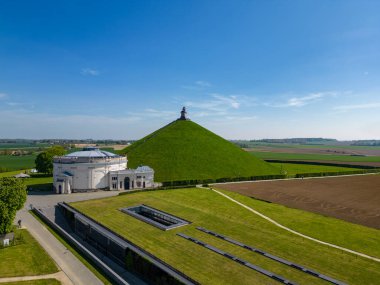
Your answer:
[124,177,130,190]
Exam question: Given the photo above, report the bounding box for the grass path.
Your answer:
[0,271,67,284]
[206,186,380,263]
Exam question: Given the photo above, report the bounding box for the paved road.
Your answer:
[16,190,120,285]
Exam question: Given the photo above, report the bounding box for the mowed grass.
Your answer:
[122,120,280,181]
[0,154,37,171]
[269,162,361,176]
[1,280,61,285]
[71,188,380,285]
[215,188,380,258]
[0,171,53,190]
[250,151,380,163]
[0,229,58,277]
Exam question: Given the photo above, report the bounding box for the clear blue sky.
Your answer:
[1,1,379,140]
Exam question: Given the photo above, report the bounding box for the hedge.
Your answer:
[161,174,287,187]
[295,169,380,178]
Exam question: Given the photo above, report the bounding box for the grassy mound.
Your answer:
[121,120,280,181]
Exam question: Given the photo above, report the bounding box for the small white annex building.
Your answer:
[53,147,155,194]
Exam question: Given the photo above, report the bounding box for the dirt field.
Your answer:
[216,174,380,229]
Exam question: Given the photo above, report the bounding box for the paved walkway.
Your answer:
[0,271,70,284]
[17,210,103,285]
[203,186,380,263]
[14,191,120,285]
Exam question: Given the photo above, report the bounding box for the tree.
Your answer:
[0,177,27,234]
[35,146,66,174]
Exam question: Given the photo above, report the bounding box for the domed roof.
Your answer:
[66,147,120,158]
[136,165,154,172]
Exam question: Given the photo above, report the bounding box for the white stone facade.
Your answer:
[109,166,155,191]
[53,147,154,194]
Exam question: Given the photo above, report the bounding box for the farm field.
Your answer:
[0,142,49,150]
[0,229,58,278]
[71,188,380,285]
[250,151,380,167]
[216,174,380,229]
[269,162,360,176]
[0,154,37,171]
[243,141,380,152]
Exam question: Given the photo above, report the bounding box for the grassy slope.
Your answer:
[0,229,58,277]
[251,151,380,162]
[121,120,280,181]
[215,188,380,258]
[0,155,37,171]
[71,188,380,285]
[270,162,361,176]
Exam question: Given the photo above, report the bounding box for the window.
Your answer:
[112,183,117,189]
[112,176,117,181]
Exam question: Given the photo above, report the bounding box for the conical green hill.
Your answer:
[121,120,280,182]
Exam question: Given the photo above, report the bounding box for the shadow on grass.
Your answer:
[27,183,54,194]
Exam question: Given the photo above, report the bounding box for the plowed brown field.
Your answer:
[217,174,380,229]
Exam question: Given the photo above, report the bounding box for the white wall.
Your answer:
[54,161,126,191]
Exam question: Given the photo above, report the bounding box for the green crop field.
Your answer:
[269,162,361,176]
[0,154,37,172]
[0,229,58,278]
[71,188,380,285]
[0,143,50,150]
[250,151,380,163]
[121,120,280,181]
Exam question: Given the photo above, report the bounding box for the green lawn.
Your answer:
[1,280,61,285]
[71,188,380,285]
[0,171,53,191]
[269,162,361,176]
[215,188,380,258]
[0,229,58,277]
[250,151,380,163]
[0,154,37,172]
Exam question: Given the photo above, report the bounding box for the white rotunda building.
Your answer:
[53,147,154,194]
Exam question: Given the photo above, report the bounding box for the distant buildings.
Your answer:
[53,147,154,194]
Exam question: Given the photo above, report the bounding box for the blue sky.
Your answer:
[1,1,380,140]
